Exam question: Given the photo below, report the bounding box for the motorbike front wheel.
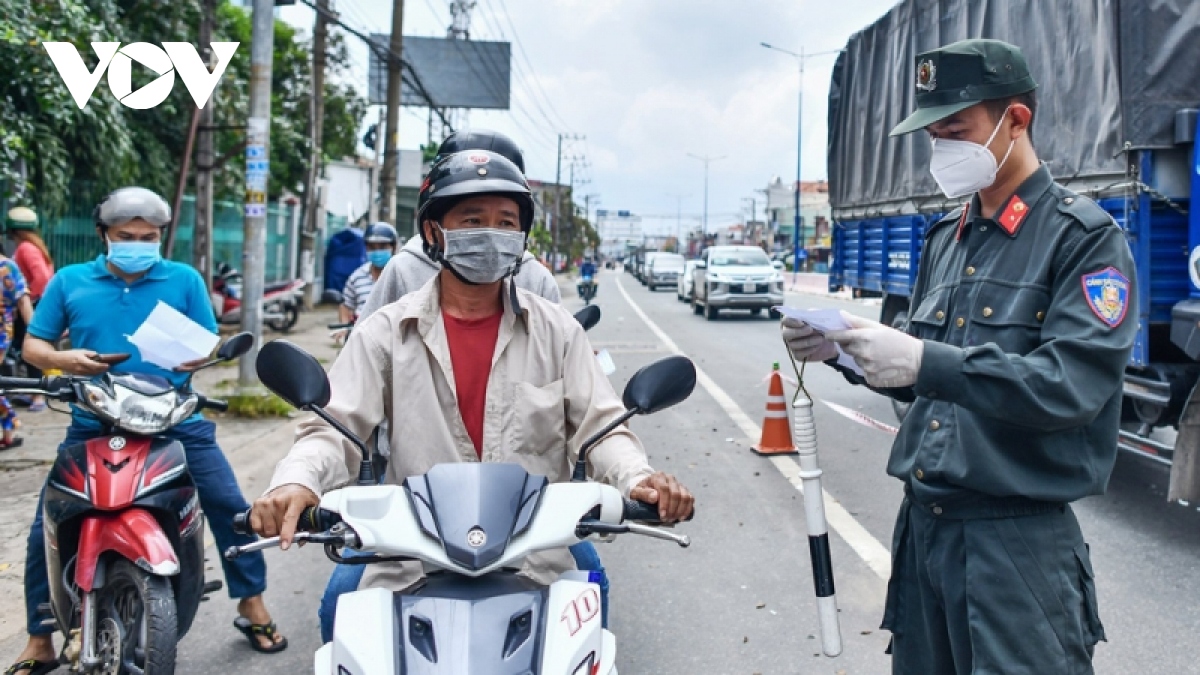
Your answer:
[97,558,178,674]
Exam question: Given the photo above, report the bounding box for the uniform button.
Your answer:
[929,420,941,431]
[955,317,965,328]
[935,310,945,321]
[1036,311,1046,321]
[932,506,944,516]
[915,469,925,480]
[965,266,976,276]
[979,225,988,232]
[982,307,993,318]
[1064,197,1075,205]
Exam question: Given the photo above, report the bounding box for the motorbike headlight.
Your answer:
[80,382,122,423]
[117,390,186,435]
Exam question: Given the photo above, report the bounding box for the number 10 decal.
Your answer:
[561,588,601,636]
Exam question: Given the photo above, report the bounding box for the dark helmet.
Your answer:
[94,187,172,230]
[364,221,399,245]
[435,129,525,174]
[417,151,535,247]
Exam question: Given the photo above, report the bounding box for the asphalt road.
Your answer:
[27,269,1200,674]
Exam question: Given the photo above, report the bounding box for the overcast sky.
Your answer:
[279,0,899,233]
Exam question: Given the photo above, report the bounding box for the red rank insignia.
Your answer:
[998,195,1029,235]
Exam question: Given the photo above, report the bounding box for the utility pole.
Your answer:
[686,153,726,237]
[551,133,584,272]
[299,0,331,306]
[667,192,689,250]
[239,0,275,388]
[368,107,384,223]
[193,0,216,293]
[377,0,405,226]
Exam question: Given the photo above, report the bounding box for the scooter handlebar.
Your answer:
[232,506,341,536]
[622,497,695,524]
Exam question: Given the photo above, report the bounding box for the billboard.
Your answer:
[369,35,511,110]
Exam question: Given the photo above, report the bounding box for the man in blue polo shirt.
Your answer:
[6,188,286,675]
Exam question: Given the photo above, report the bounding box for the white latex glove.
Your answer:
[825,311,924,388]
[781,316,839,362]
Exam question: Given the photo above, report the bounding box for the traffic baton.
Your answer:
[787,354,843,657]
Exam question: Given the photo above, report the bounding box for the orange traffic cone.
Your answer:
[752,363,798,456]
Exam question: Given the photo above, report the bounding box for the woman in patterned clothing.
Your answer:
[0,257,33,448]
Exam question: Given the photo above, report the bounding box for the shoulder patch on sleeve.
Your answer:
[1055,192,1115,232]
[1081,266,1130,328]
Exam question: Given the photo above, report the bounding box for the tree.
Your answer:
[0,0,367,214]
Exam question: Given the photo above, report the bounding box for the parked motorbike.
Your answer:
[226,340,697,674]
[0,332,254,674]
[211,262,304,332]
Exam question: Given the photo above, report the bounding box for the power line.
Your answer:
[482,0,572,130]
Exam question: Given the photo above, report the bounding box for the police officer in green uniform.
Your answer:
[782,39,1136,674]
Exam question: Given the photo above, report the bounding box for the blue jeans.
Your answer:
[25,419,267,635]
[317,542,610,642]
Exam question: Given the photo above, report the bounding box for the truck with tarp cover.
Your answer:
[826,0,1200,501]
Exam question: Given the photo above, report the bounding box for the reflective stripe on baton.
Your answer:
[789,356,843,657]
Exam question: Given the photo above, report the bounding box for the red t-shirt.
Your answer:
[443,311,503,458]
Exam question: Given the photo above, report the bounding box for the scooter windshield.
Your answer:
[404,463,549,571]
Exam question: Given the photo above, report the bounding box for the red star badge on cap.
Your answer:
[998,195,1029,235]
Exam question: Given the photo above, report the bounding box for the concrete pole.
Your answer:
[377,0,405,225]
[238,0,275,388]
[299,0,330,306]
[193,0,216,294]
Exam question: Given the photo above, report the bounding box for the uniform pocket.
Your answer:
[969,283,1049,353]
[512,379,566,455]
[880,500,912,642]
[908,287,952,339]
[1073,542,1107,646]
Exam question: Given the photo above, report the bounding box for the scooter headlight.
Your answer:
[80,381,122,423]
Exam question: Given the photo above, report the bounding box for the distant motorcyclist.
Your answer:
[578,258,598,303]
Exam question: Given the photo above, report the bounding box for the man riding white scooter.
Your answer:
[251,150,693,640]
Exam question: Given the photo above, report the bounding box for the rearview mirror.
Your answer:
[217,332,255,361]
[573,305,601,331]
[772,260,785,271]
[622,355,696,414]
[256,340,331,409]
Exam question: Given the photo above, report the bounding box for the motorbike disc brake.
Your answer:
[95,616,123,675]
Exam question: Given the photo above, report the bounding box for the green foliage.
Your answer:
[221,391,294,418]
[1,0,368,214]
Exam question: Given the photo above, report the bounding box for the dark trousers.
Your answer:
[883,497,1106,675]
[25,419,267,635]
[12,305,42,380]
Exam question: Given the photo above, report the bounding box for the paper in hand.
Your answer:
[774,306,865,377]
[127,301,220,371]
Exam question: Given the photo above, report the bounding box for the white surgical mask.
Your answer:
[438,227,526,284]
[928,106,1016,199]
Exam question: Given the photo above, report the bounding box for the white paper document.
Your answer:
[127,301,220,371]
[773,306,865,377]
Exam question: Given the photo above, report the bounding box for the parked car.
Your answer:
[677,260,700,302]
[645,253,685,291]
[691,246,785,320]
[639,252,665,285]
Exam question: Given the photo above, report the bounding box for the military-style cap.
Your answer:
[889,38,1037,136]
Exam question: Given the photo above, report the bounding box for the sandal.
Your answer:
[4,659,58,675]
[233,616,288,654]
[0,437,24,450]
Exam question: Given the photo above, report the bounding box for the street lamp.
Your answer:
[760,42,841,277]
[686,153,726,238]
[666,192,690,251]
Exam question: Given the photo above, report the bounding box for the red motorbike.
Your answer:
[211,262,305,332]
[3,333,253,673]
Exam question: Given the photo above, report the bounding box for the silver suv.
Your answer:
[691,246,785,320]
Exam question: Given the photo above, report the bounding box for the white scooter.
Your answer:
[226,339,697,674]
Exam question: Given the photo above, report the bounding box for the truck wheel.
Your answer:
[692,297,703,315]
[750,308,763,317]
[705,303,719,321]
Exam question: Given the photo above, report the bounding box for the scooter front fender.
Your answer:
[75,508,179,592]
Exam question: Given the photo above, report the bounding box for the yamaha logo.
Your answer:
[109,437,127,450]
[466,527,487,548]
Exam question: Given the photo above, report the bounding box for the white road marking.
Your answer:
[615,277,892,580]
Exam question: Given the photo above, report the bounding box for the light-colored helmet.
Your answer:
[94,187,172,229]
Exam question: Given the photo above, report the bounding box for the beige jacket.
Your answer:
[268,275,653,592]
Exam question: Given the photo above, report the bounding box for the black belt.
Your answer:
[904,485,1065,520]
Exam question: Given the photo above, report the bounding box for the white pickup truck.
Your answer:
[691,246,786,320]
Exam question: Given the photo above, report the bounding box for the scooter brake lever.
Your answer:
[223,531,344,560]
[625,522,691,548]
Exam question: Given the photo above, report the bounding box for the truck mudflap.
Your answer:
[1168,383,1200,503]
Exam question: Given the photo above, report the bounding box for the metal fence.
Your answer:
[2,180,348,285]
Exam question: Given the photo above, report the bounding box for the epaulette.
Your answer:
[1052,188,1115,232]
